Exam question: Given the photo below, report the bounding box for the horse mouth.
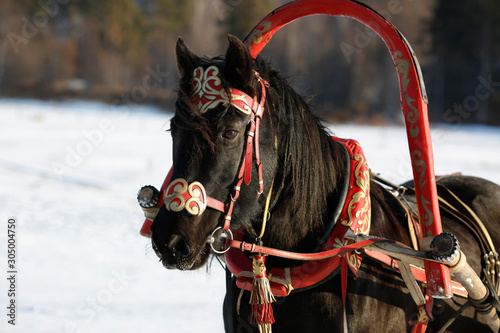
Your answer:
[152,236,211,271]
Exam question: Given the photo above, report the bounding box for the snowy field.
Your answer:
[0,98,499,333]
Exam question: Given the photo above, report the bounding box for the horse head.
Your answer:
[151,35,278,270]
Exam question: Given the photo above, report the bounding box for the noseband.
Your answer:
[165,65,269,238]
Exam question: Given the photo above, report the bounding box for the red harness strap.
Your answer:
[222,74,268,231]
[230,236,383,262]
[363,249,467,297]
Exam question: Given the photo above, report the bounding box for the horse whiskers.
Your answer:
[143,243,154,256]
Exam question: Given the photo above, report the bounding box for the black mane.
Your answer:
[253,57,347,251]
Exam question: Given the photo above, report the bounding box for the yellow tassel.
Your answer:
[250,255,275,333]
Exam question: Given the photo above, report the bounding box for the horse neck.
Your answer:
[260,77,347,252]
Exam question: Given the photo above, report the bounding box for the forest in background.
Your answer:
[1,0,499,125]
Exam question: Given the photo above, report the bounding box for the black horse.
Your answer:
[150,35,500,332]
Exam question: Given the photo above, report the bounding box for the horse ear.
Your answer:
[225,35,254,90]
[176,37,199,77]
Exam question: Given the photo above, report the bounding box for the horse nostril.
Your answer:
[171,236,192,259]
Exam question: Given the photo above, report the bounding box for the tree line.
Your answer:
[1,0,499,125]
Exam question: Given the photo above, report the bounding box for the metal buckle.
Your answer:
[207,227,234,254]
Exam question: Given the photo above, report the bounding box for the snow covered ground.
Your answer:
[0,98,499,333]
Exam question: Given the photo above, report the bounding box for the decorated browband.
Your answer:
[190,65,261,115]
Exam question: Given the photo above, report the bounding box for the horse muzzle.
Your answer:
[149,205,212,271]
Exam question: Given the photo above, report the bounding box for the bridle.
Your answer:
[164,64,269,247]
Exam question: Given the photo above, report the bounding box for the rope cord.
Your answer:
[257,180,274,239]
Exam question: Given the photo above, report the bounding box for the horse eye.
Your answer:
[222,130,239,140]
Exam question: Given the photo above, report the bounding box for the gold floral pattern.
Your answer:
[191,66,230,114]
[340,141,371,236]
[326,138,372,276]
[333,237,362,273]
[229,92,253,115]
[345,150,371,235]
[190,65,253,115]
[394,51,410,90]
[246,20,272,46]
[164,178,207,216]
